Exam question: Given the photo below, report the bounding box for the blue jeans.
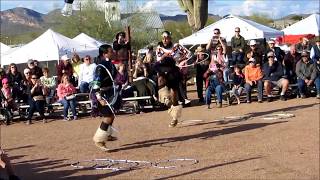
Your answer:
[231,52,244,65]
[244,80,263,102]
[223,68,230,82]
[297,77,320,95]
[205,77,225,105]
[27,98,45,120]
[58,98,77,118]
[79,82,90,93]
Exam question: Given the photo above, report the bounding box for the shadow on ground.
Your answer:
[111,121,287,153]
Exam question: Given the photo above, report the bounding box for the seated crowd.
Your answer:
[0,29,319,126]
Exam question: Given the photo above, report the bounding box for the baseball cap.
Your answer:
[2,78,9,85]
[61,54,70,61]
[248,57,256,62]
[249,40,257,46]
[27,59,34,65]
[268,39,275,44]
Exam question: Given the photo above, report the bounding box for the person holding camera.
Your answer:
[26,74,47,124]
[244,58,264,103]
[206,28,227,59]
[57,74,77,121]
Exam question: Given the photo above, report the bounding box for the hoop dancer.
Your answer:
[155,31,183,127]
[91,44,120,151]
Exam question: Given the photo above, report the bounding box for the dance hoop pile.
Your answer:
[71,158,199,171]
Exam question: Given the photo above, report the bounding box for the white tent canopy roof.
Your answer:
[179,15,284,45]
[0,42,11,54]
[1,29,98,66]
[72,33,104,48]
[282,14,320,36]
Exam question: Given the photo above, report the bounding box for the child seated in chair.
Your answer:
[229,65,245,104]
[40,67,57,109]
[0,78,17,125]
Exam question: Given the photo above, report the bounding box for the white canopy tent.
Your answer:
[1,29,98,66]
[282,14,320,36]
[0,42,11,55]
[179,15,284,45]
[72,33,105,48]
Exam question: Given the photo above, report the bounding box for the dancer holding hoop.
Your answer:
[91,44,120,151]
[155,31,184,127]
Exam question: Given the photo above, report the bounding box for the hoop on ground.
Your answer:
[94,159,140,171]
[261,113,295,120]
[152,158,199,169]
[178,119,204,125]
[214,115,251,123]
[71,159,100,169]
[71,159,151,171]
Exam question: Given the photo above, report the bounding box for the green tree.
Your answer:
[247,13,274,26]
[290,15,303,21]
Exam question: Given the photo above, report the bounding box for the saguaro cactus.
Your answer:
[178,0,208,32]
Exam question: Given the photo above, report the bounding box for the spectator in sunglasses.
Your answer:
[231,27,246,65]
[262,51,289,102]
[78,55,96,93]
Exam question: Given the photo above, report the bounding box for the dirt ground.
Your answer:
[0,88,319,180]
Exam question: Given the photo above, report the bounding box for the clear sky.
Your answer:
[1,0,319,19]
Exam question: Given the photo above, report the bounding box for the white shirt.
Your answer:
[78,63,97,86]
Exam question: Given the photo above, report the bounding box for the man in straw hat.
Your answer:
[195,45,209,103]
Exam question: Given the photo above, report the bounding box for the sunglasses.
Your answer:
[268,56,274,58]
[235,31,240,32]
[249,61,255,63]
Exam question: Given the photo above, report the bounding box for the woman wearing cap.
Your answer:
[246,40,263,66]
[244,58,263,103]
[0,68,7,89]
[155,31,183,127]
[57,55,74,84]
[0,78,17,125]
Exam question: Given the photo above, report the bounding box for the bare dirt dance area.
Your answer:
[1,90,319,180]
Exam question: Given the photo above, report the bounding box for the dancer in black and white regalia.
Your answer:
[155,31,183,127]
[91,44,120,151]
